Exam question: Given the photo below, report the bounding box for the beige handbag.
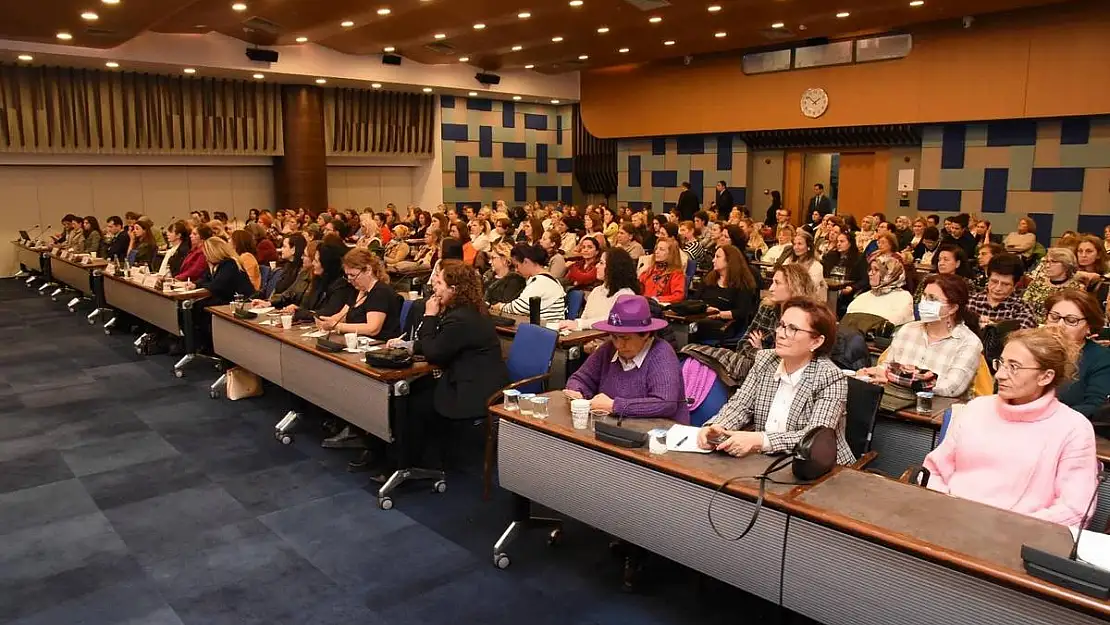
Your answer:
[226,367,263,400]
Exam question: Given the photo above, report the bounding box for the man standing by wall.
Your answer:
[809,183,832,217]
[677,181,700,221]
[714,180,734,216]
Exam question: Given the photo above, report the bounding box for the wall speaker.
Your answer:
[382,54,402,66]
[245,48,279,63]
[475,72,501,85]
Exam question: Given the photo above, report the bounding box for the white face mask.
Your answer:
[918,300,943,322]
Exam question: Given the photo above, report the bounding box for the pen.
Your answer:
[675,435,688,447]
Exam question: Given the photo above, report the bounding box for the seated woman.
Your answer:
[1073,234,1109,293]
[484,242,526,306]
[696,298,854,463]
[1022,247,1083,322]
[383,225,412,266]
[262,234,310,309]
[689,245,759,343]
[857,274,983,398]
[283,241,354,322]
[564,235,602,288]
[922,326,1098,527]
[490,243,567,323]
[639,238,686,304]
[174,224,213,283]
[540,230,568,279]
[196,237,254,303]
[128,218,158,270]
[909,226,941,266]
[158,221,192,277]
[776,231,827,304]
[231,230,262,294]
[316,249,402,340]
[80,216,102,255]
[559,248,640,331]
[845,255,915,326]
[564,295,690,424]
[247,223,279,265]
[1043,290,1110,418]
[1003,216,1038,260]
[913,243,973,311]
[821,232,867,310]
[762,224,794,264]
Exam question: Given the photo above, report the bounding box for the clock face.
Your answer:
[801,87,829,118]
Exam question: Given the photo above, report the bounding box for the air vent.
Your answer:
[623,0,670,11]
[242,16,282,35]
[424,42,456,55]
[84,27,118,38]
[758,28,795,41]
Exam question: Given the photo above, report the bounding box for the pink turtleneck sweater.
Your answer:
[923,391,1099,527]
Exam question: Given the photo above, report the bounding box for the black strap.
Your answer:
[707,454,794,542]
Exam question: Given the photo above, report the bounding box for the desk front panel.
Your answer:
[50,258,94,295]
[869,417,936,477]
[783,517,1105,625]
[498,421,786,603]
[211,316,283,385]
[104,278,182,334]
[15,245,42,271]
[279,344,392,442]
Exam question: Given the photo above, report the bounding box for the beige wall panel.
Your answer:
[185,167,234,217]
[139,168,190,225]
[91,167,144,219]
[230,167,274,221]
[36,168,94,227]
[0,167,43,273]
[378,168,415,210]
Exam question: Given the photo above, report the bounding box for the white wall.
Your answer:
[0,163,273,274]
[327,166,418,215]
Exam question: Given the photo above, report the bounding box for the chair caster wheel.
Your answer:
[494,553,511,569]
[279,434,293,445]
[378,497,393,510]
[135,346,144,355]
[209,390,220,400]
[104,329,112,335]
[547,529,563,546]
[433,480,447,494]
[67,307,75,313]
[173,369,184,378]
[215,362,225,373]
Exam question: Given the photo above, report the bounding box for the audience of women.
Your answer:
[560,248,641,332]
[197,237,254,304]
[230,229,262,293]
[174,224,212,283]
[762,224,794,264]
[922,326,1098,527]
[490,243,567,323]
[615,224,646,260]
[844,255,915,326]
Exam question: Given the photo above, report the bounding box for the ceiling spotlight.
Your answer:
[101,0,120,4]
[295,36,308,43]
[524,64,535,69]
[518,12,531,19]
[715,31,727,38]
[618,47,629,53]
[551,99,560,104]
[183,68,196,74]
[569,0,584,6]
[422,87,433,92]
[707,5,721,12]
[512,95,522,100]
[511,45,523,51]
[383,46,395,52]
[56,32,73,40]
[315,78,327,84]
[910,0,925,5]
[434,33,446,39]
[597,27,610,33]
[771,22,785,29]
[473,23,485,30]
[649,16,662,23]
[376,8,391,15]
[458,56,470,62]
[468,91,478,96]
[578,54,589,60]
[836,11,850,18]
[17,54,33,61]
[253,73,264,79]
[341,20,355,27]
[551,36,563,42]
[106,61,119,68]
[371,82,382,88]
[231,3,247,11]
[81,11,98,21]
[663,40,675,45]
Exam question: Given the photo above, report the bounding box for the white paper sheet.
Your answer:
[1069,526,1110,571]
[666,424,711,453]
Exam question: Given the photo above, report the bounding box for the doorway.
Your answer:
[785,149,884,226]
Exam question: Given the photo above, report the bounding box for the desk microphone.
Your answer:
[596,398,693,448]
[1021,472,1110,599]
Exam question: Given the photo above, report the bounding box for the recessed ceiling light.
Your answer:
[17,54,33,61]
[371,83,382,88]
[597,27,610,33]
[376,8,391,15]
[315,78,327,84]
[101,0,120,4]
[569,0,584,6]
[183,68,196,74]
[836,11,850,18]
[341,20,354,27]
[512,95,522,100]
[524,64,535,69]
[458,56,470,62]
[473,23,485,30]
[551,99,560,104]
[231,3,247,11]
[578,54,589,60]
[81,11,98,21]
[434,33,446,39]
[383,46,395,52]
[551,36,563,42]
[618,47,629,53]
[511,45,523,51]
[56,32,73,41]
[715,31,727,38]
[253,73,264,79]
[649,16,662,24]
[468,91,478,96]
[909,0,925,5]
[518,11,531,19]
[663,40,675,45]
[295,36,308,43]
[771,22,785,29]
[422,87,433,92]
[707,5,721,12]
[105,62,119,68]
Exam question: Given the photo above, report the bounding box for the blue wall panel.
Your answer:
[466,98,493,112]
[917,189,962,212]
[536,143,549,173]
[440,95,456,109]
[716,134,732,171]
[502,101,515,128]
[1029,213,1055,247]
[652,138,667,156]
[981,168,1009,213]
[524,113,548,130]
[556,158,574,173]
[514,172,528,203]
[536,186,559,202]
[502,142,527,159]
[1030,167,1085,192]
[628,155,641,188]
[478,126,493,158]
[479,172,505,188]
[561,186,574,204]
[986,120,1037,147]
[454,156,469,188]
[651,170,678,188]
[442,123,469,142]
[677,135,705,155]
[941,124,967,170]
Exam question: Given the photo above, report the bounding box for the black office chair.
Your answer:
[845,376,884,470]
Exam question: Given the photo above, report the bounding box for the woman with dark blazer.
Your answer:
[1043,290,1110,418]
[285,241,354,322]
[129,218,158,270]
[197,238,254,305]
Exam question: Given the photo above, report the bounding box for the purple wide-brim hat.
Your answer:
[592,294,668,334]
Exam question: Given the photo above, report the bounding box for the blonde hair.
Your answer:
[1044,247,1078,274]
[769,263,819,305]
[1005,326,1079,390]
[202,237,242,269]
[655,238,683,273]
[343,248,390,284]
[490,241,514,260]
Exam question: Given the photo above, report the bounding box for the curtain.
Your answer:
[324,89,434,156]
[0,65,284,155]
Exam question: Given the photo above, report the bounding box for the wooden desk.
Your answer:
[208,306,436,508]
[13,241,47,274]
[102,272,211,376]
[495,316,607,388]
[785,469,1109,625]
[492,392,795,602]
[48,253,106,296]
[869,392,957,478]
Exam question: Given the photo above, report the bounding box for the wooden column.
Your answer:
[275,85,327,213]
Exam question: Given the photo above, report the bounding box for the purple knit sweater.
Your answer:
[566,338,690,424]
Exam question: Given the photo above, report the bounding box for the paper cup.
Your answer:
[344,333,358,350]
[280,314,293,330]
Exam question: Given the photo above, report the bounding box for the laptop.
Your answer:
[18,230,30,242]
[879,383,917,414]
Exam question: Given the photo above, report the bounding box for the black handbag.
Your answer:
[365,348,414,369]
[668,300,708,316]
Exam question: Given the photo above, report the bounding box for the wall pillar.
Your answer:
[274,85,327,213]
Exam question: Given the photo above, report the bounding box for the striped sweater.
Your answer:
[501,273,567,323]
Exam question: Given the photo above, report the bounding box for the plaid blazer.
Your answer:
[708,349,855,466]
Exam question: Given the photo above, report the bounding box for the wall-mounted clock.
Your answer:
[801,87,829,119]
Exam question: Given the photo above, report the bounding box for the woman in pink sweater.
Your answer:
[923,326,1099,527]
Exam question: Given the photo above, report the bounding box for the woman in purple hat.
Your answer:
[564,295,690,424]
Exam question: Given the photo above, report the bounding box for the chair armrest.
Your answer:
[899,464,931,487]
[850,450,878,471]
[485,373,554,407]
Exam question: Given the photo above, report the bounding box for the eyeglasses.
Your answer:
[344,269,365,283]
[920,295,948,305]
[1046,311,1086,327]
[776,321,818,340]
[992,359,1044,376]
[986,278,1014,289]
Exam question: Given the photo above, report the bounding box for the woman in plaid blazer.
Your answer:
[698,298,855,465]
